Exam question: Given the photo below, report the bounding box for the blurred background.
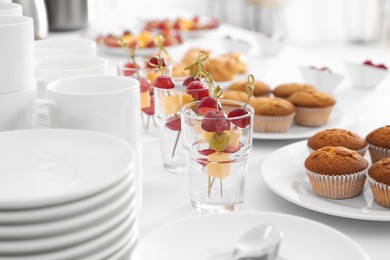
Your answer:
[90,0,390,46]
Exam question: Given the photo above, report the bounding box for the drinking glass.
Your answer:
[118,60,172,138]
[181,100,254,213]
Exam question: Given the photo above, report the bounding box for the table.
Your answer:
[56,23,390,260]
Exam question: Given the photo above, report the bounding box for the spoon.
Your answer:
[233,224,283,260]
[209,224,283,260]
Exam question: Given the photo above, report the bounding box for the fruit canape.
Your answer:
[96,28,183,50]
[118,36,171,132]
[144,16,219,32]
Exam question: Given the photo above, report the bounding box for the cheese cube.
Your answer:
[207,152,231,179]
[140,91,151,109]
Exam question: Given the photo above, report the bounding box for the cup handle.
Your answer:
[33,99,57,129]
[36,77,48,99]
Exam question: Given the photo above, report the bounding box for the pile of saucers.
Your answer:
[0,129,138,260]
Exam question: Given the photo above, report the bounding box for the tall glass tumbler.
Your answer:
[181,100,254,213]
[118,60,172,138]
[154,85,205,174]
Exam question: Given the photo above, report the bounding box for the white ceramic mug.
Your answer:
[0,87,36,131]
[34,38,97,59]
[35,55,109,98]
[0,16,34,94]
[0,3,22,16]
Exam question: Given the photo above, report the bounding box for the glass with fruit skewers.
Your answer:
[117,39,172,138]
[154,53,210,174]
[181,75,255,213]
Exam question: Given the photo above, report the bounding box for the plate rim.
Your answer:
[138,211,370,260]
[0,129,135,209]
[261,140,390,221]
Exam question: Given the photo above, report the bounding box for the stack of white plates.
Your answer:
[0,129,138,260]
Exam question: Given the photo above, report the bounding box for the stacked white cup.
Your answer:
[0,14,36,131]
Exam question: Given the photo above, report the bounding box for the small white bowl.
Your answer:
[255,33,286,56]
[221,36,252,54]
[345,61,389,89]
[299,66,345,93]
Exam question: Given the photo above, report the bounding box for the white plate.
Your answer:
[137,212,370,260]
[0,190,136,253]
[97,43,184,56]
[0,129,134,209]
[262,140,390,221]
[105,231,138,260]
[1,211,138,260]
[0,180,135,239]
[0,174,133,224]
[252,104,361,140]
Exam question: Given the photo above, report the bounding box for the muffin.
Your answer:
[172,62,191,78]
[228,80,271,97]
[367,158,390,208]
[307,128,368,156]
[273,83,316,99]
[287,91,336,127]
[249,97,295,132]
[222,90,249,103]
[304,146,368,199]
[366,125,390,163]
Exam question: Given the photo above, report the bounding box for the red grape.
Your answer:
[228,108,250,128]
[196,97,221,115]
[154,76,175,89]
[186,81,209,101]
[201,110,230,132]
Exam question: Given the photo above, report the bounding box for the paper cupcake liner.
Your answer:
[294,106,334,127]
[367,175,390,208]
[368,144,390,164]
[253,113,294,133]
[307,145,368,156]
[305,168,367,199]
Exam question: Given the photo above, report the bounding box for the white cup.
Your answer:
[0,87,37,131]
[0,16,34,94]
[35,55,110,98]
[0,3,22,16]
[35,38,97,59]
[34,75,142,207]
[0,0,12,3]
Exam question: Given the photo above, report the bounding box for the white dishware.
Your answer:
[345,61,389,89]
[255,32,286,56]
[34,38,97,59]
[34,75,143,208]
[0,174,133,224]
[3,212,138,260]
[0,182,135,239]
[35,55,109,98]
[0,197,136,254]
[136,212,369,260]
[299,66,345,93]
[262,140,390,221]
[35,75,140,147]
[0,16,34,94]
[106,232,138,260]
[0,129,135,209]
[0,87,36,131]
[0,0,11,3]
[0,3,22,16]
[252,103,361,140]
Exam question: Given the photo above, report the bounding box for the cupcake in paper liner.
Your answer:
[366,126,390,164]
[287,91,336,127]
[307,128,368,156]
[304,146,368,199]
[367,158,390,208]
[253,114,295,133]
[249,97,295,133]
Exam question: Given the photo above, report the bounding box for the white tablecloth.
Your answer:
[50,23,390,260]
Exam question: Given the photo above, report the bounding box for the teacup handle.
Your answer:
[33,99,57,129]
[35,77,48,99]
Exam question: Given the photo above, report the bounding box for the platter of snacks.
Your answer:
[143,16,219,38]
[223,81,361,140]
[95,29,184,56]
[262,138,390,221]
